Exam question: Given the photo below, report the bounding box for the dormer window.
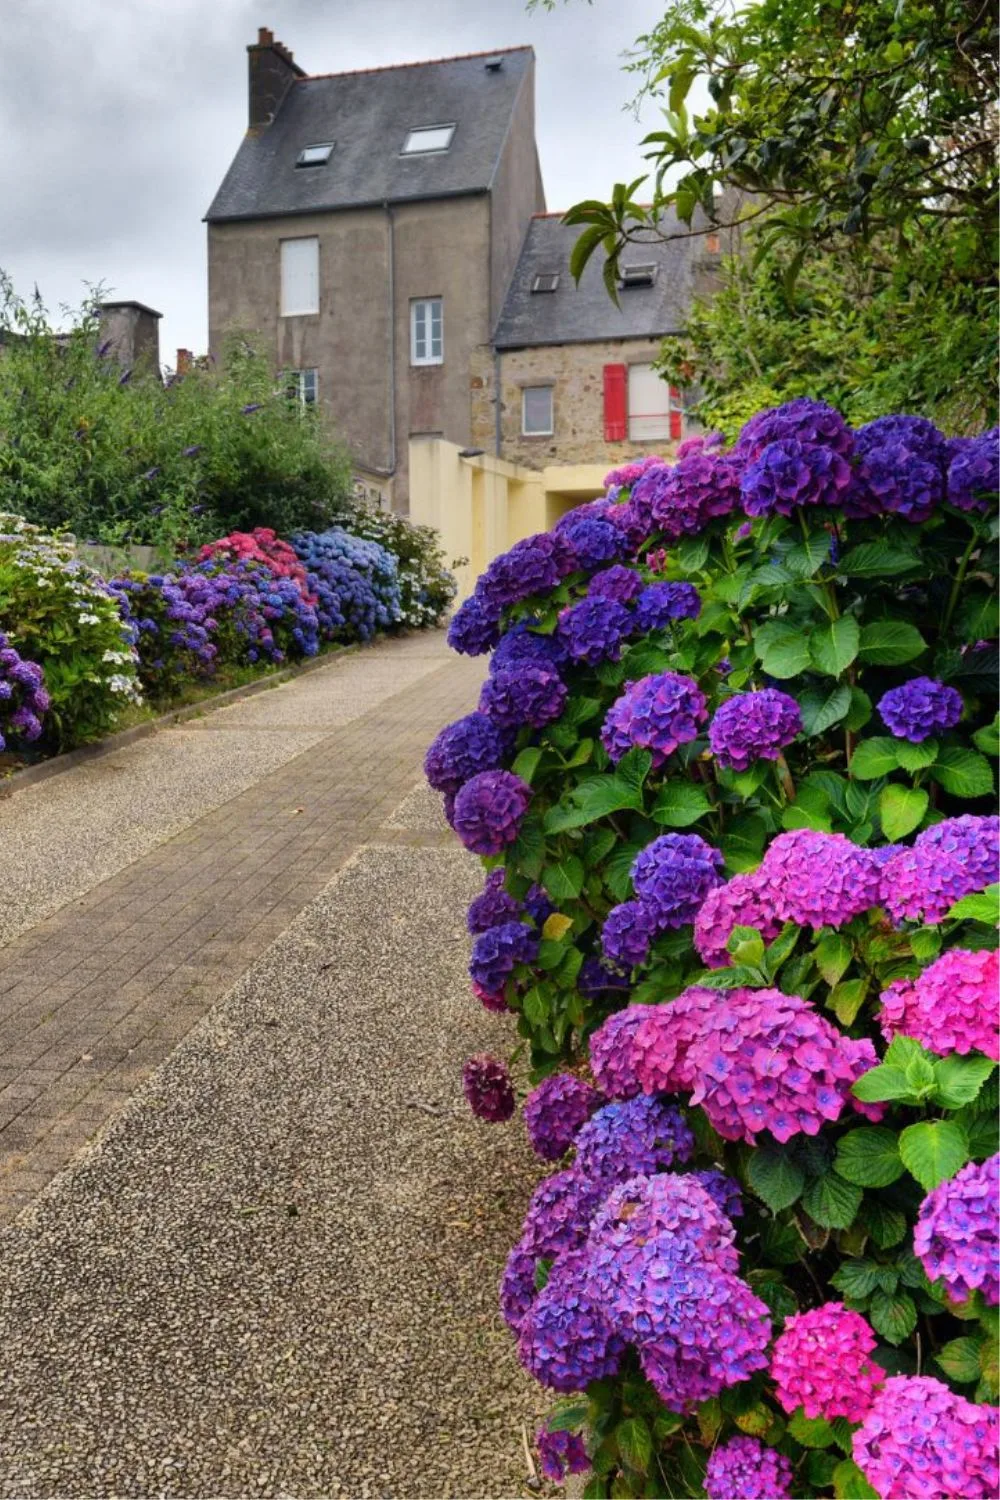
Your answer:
[296,143,334,168]
[531,273,560,294]
[401,123,456,155]
[620,263,657,289]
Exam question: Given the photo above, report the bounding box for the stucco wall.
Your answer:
[488,57,546,329]
[469,337,685,469]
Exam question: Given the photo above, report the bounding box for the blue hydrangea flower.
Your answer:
[559,515,628,571]
[556,597,632,665]
[424,711,507,795]
[467,870,523,934]
[517,1249,625,1392]
[631,833,724,928]
[947,429,999,511]
[479,665,567,731]
[573,1095,695,1187]
[741,438,854,517]
[468,920,538,992]
[635,582,701,630]
[877,676,963,742]
[587,564,644,604]
[601,672,707,767]
[447,593,502,655]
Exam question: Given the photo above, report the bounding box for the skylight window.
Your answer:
[531,273,560,294]
[620,263,657,289]
[401,124,456,155]
[296,143,334,167]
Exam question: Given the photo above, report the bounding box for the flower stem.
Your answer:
[942,529,979,635]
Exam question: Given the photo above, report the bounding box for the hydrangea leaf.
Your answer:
[541,856,585,903]
[931,1054,997,1110]
[830,1258,885,1299]
[929,745,995,798]
[614,1416,652,1474]
[849,737,900,778]
[859,1197,907,1248]
[541,913,573,942]
[852,1064,911,1103]
[828,977,868,1027]
[844,686,873,731]
[695,1397,723,1444]
[813,931,852,987]
[810,615,860,677]
[898,1118,969,1190]
[512,746,544,784]
[834,1127,905,1187]
[785,531,834,576]
[857,620,927,666]
[754,618,813,678]
[807,1451,842,1489]
[649,781,712,827]
[935,1336,982,1384]
[799,681,852,736]
[832,1458,879,1499]
[972,715,1000,757]
[800,1171,863,1229]
[868,1288,918,1344]
[542,774,645,832]
[781,803,833,832]
[748,1145,806,1211]
[894,737,939,771]
[879,783,929,840]
[838,541,922,577]
[787,1408,835,1448]
[945,884,1000,923]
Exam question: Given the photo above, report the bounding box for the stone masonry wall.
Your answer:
[469,339,687,470]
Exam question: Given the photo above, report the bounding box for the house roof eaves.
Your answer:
[204,185,489,225]
[494,328,684,352]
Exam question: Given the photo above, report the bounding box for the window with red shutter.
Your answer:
[669,386,683,440]
[603,364,627,441]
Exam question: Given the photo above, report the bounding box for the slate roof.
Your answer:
[205,47,533,222]
[493,213,699,349]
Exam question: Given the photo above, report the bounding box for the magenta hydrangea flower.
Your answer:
[877,676,963,742]
[479,664,567,731]
[557,596,632,665]
[914,1155,999,1305]
[741,438,854,517]
[631,451,742,539]
[878,947,999,1059]
[452,770,531,856]
[770,1302,883,1422]
[537,1426,589,1483]
[683,987,876,1142]
[630,987,722,1096]
[523,1074,605,1161]
[631,833,724,929]
[709,689,803,770]
[559,515,628,570]
[947,429,999,511]
[517,1249,626,1392]
[738,398,854,461]
[573,1095,694,1187]
[693,872,784,968]
[500,1238,538,1332]
[462,1054,515,1122]
[521,1167,606,1258]
[704,1437,793,1500]
[476,531,578,612]
[587,564,644,604]
[601,672,708,767]
[472,980,509,1014]
[760,829,882,928]
[604,454,664,490]
[881,815,1000,924]
[852,1376,999,1500]
[488,621,567,676]
[468,920,539,993]
[600,900,657,969]
[467,869,522,933]
[447,593,502,656]
[851,439,944,523]
[634,581,702,632]
[424,711,507,795]
[588,1005,651,1099]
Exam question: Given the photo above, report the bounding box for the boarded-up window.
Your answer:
[280,237,319,317]
[627,364,672,441]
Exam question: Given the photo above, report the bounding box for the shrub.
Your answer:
[427,406,999,1498]
[198,527,314,600]
[342,503,457,627]
[290,528,402,642]
[0,513,141,748]
[0,630,50,751]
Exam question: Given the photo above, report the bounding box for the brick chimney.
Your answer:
[176,349,193,375]
[248,27,305,131]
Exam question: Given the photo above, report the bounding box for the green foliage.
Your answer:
[0,278,353,547]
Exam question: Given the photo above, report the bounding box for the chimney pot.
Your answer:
[258,27,273,44]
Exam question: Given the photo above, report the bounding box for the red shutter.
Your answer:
[603,364,627,441]
[669,386,683,440]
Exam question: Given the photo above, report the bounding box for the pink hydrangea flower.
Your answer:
[693,871,783,968]
[760,829,882,928]
[853,1376,999,1500]
[770,1302,883,1421]
[879,948,999,1059]
[914,1155,999,1305]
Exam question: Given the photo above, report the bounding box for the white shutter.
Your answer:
[627,363,670,441]
[281,238,319,316]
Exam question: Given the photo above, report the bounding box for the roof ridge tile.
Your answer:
[301,44,533,83]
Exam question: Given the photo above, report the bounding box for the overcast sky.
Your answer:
[0,0,667,366]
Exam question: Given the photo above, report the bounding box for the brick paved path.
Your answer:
[0,633,483,1220]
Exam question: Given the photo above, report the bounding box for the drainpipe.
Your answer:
[385,200,397,482]
[494,347,502,459]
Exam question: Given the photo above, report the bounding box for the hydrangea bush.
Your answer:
[340,502,458,627]
[427,404,999,1498]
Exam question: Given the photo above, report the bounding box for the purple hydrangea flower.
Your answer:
[452,770,531,856]
[705,1437,793,1500]
[517,1249,625,1392]
[523,1074,605,1162]
[760,829,883,928]
[913,1154,999,1305]
[852,1376,999,1500]
[559,515,628,571]
[577,956,632,999]
[770,1302,883,1421]
[855,414,947,468]
[521,1168,606,1258]
[631,451,742,540]
[741,438,854,517]
[634,582,701,631]
[691,1169,743,1219]
[500,1239,538,1332]
[851,439,944,523]
[601,672,708,767]
[523,883,554,930]
[587,564,644,604]
[600,900,657,969]
[489,622,567,676]
[630,833,724,928]
[424,712,507,795]
[462,1054,515,1122]
[709,689,802,770]
[693,871,783,969]
[467,869,522,934]
[881,814,1000,924]
[573,1095,694,1186]
[603,455,664,490]
[947,429,1000,511]
[737,399,854,461]
[477,532,578,613]
[877,676,963,742]
[537,1427,589,1483]
[879,947,999,1059]
[479,665,567,731]
[588,1004,652,1099]
[469,920,539,992]
[556,597,632,665]
[447,594,502,656]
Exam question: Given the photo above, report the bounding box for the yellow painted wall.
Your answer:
[409,437,610,600]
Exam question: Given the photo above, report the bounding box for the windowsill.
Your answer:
[281,312,320,319]
[519,431,555,441]
[411,361,444,369]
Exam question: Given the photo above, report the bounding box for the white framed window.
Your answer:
[522,385,554,436]
[280,237,319,316]
[401,123,455,155]
[627,363,671,441]
[411,298,443,365]
[296,143,334,167]
[286,368,318,406]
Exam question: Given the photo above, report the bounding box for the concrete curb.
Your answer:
[0,641,370,801]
